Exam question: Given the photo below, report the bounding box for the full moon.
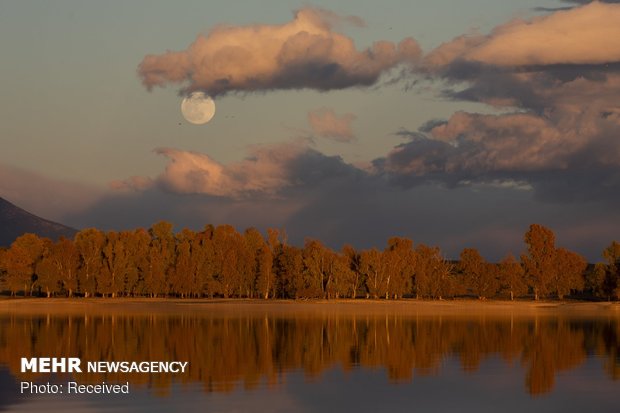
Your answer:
[181,91,216,124]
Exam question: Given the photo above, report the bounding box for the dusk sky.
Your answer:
[1,0,619,261]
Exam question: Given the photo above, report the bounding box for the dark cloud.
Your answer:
[380,108,620,204]
[67,169,620,262]
[533,6,574,11]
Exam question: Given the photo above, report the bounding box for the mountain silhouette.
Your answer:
[0,197,77,247]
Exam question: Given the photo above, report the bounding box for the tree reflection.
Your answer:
[0,313,618,396]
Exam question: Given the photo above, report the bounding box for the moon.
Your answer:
[181,91,215,124]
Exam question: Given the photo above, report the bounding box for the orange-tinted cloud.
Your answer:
[307,108,356,142]
[138,7,420,96]
[152,145,300,197]
[427,2,620,68]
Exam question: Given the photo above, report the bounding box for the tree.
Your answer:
[498,254,527,300]
[170,229,194,297]
[124,229,151,296]
[590,241,620,300]
[75,228,106,297]
[342,245,362,298]
[100,231,133,297]
[553,248,586,299]
[242,228,267,298]
[413,244,454,299]
[330,252,357,299]
[2,246,30,296]
[384,237,415,299]
[276,245,303,298]
[254,228,282,299]
[3,234,47,296]
[212,225,246,298]
[190,226,216,298]
[301,239,331,298]
[602,241,620,299]
[459,248,497,299]
[586,263,607,299]
[360,249,386,299]
[522,224,557,300]
[145,221,175,298]
[256,246,274,299]
[0,248,7,291]
[37,237,79,297]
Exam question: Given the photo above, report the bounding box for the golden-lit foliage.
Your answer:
[522,224,557,300]
[592,241,620,300]
[0,223,616,301]
[459,248,498,299]
[414,244,454,299]
[0,313,618,397]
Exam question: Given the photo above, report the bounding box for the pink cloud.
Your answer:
[427,2,620,67]
[307,108,356,142]
[138,7,420,95]
[113,143,309,199]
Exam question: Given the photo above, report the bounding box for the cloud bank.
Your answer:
[138,7,420,96]
[381,2,620,204]
[132,3,620,208]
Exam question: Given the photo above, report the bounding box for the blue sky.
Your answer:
[1,0,619,261]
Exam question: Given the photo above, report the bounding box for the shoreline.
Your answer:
[0,298,618,317]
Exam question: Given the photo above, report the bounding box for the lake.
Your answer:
[0,300,618,412]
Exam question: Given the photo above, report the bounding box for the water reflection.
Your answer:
[0,312,618,397]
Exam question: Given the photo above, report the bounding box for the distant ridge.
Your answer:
[0,197,77,247]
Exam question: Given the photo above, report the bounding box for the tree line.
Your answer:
[0,222,618,300]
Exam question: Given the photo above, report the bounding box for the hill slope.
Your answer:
[0,197,77,247]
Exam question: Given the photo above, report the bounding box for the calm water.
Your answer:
[0,307,619,412]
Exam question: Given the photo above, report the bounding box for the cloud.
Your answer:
[112,142,362,199]
[307,108,357,142]
[380,105,620,202]
[427,2,620,67]
[138,7,420,96]
[378,2,620,205]
[76,167,620,262]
